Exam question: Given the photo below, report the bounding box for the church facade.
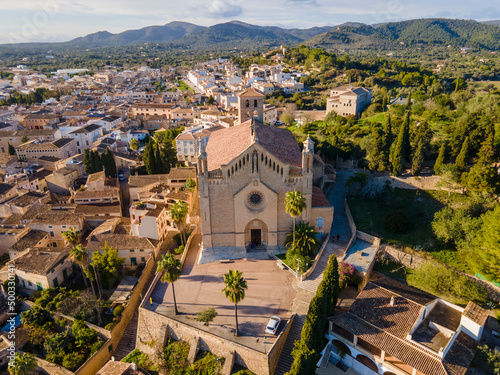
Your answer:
[196,89,333,263]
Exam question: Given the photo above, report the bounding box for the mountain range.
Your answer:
[305,18,500,50]
[1,18,500,53]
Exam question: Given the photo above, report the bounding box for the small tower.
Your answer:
[250,118,259,143]
[302,135,314,174]
[237,87,264,124]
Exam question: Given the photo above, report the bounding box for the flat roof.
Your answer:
[343,239,377,273]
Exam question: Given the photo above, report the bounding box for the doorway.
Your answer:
[250,229,261,246]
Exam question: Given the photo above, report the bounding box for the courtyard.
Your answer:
[146,234,297,351]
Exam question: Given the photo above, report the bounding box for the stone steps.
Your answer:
[274,315,305,375]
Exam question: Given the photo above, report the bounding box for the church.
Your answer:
[196,88,333,263]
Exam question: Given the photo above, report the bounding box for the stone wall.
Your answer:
[267,314,296,375]
[379,244,500,302]
[137,307,272,374]
[136,306,296,375]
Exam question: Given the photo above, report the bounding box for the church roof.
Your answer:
[237,87,264,97]
[205,119,302,172]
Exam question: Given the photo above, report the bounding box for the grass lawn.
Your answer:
[347,188,446,249]
[361,112,386,124]
[177,80,194,92]
[348,188,478,271]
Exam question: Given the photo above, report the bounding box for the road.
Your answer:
[119,168,131,217]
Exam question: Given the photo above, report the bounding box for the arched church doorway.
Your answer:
[245,219,268,250]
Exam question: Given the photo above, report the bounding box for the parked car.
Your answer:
[265,316,281,335]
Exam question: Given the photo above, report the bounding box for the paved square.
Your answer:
[148,235,297,347]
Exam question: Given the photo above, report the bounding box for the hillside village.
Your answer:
[0,52,498,375]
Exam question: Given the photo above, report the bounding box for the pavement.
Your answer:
[147,233,297,352]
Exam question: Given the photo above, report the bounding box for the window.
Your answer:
[53,242,57,247]
[50,231,55,237]
[48,225,53,229]
[317,217,323,228]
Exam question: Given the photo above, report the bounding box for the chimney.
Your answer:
[390,297,395,307]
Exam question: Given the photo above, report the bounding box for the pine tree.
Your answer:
[434,143,446,175]
[411,140,424,176]
[456,136,470,172]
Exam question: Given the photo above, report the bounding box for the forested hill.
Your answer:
[306,18,500,50]
[68,21,205,48]
[173,21,332,49]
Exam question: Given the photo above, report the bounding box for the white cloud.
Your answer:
[207,0,243,18]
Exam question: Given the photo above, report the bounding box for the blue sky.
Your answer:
[1,0,500,43]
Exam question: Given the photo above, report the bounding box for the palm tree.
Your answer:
[70,245,102,325]
[284,221,321,257]
[62,227,80,247]
[69,244,89,289]
[156,254,182,315]
[285,190,307,243]
[222,270,248,337]
[8,352,37,375]
[169,201,189,245]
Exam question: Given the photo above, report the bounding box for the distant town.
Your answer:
[0,41,499,375]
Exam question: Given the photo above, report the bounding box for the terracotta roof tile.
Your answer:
[462,301,488,326]
[205,120,301,171]
[312,186,331,207]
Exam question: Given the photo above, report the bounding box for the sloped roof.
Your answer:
[205,119,301,172]
[331,279,478,375]
[237,87,264,98]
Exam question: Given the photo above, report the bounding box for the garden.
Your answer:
[20,306,105,372]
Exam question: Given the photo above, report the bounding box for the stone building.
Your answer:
[197,118,333,263]
[237,88,264,124]
[326,85,372,118]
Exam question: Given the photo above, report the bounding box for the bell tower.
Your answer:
[237,87,264,124]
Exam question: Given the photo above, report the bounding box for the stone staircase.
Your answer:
[113,310,139,360]
[274,314,306,375]
[319,343,334,367]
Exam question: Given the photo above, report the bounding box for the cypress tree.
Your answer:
[477,134,495,165]
[456,136,470,172]
[8,143,15,156]
[143,142,155,175]
[434,143,446,175]
[104,148,116,177]
[391,119,407,176]
[411,140,424,176]
[155,142,162,174]
[83,149,92,174]
[322,255,339,317]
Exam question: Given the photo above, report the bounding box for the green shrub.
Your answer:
[122,349,158,371]
[196,307,218,325]
[104,322,117,331]
[113,305,125,317]
[62,352,86,372]
[474,344,500,375]
[384,209,411,233]
[408,262,488,305]
[55,317,68,328]
[163,340,190,374]
[175,245,185,254]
